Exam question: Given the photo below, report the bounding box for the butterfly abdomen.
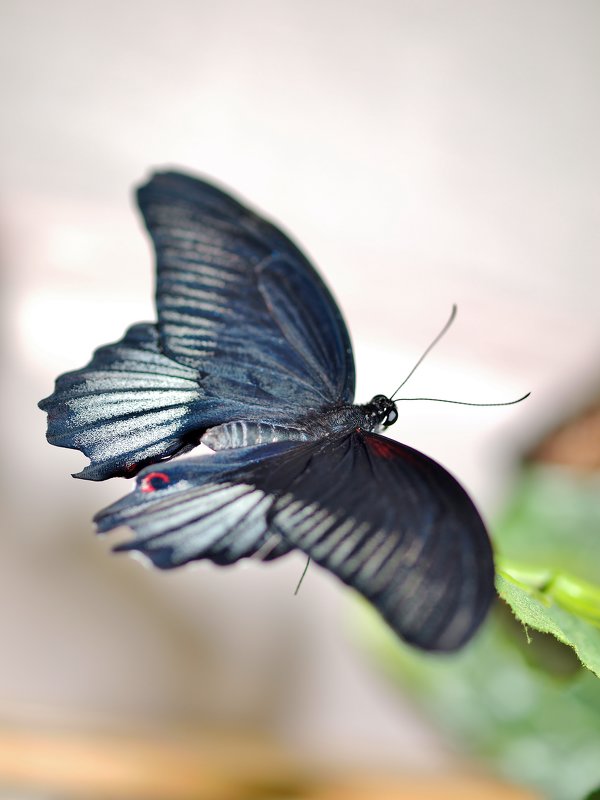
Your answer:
[201,421,311,450]
[201,405,374,451]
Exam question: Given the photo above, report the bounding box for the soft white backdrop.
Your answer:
[1,0,599,774]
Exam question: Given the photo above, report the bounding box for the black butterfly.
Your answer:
[39,171,495,652]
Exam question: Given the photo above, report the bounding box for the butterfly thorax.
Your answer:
[201,395,398,451]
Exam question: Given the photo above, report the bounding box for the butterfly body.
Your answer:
[39,170,495,652]
[202,395,397,451]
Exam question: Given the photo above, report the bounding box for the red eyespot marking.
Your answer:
[365,436,397,460]
[140,471,171,493]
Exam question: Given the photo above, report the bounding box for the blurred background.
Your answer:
[1,1,599,798]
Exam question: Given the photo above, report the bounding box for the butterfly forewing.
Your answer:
[39,172,355,480]
[39,324,204,479]
[138,172,355,404]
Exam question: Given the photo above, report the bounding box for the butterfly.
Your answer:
[39,170,495,652]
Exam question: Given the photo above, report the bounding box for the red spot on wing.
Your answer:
[360,431,421,466]
[364,435,398,460]
[140,471,171,493]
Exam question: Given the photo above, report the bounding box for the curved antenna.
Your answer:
[390,304,457,400]
[396,392,531,407]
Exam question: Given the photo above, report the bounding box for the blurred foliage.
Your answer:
[358,604,600,800]
[496,465,600,583]
[357,463,600,800]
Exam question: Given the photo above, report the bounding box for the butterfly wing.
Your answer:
[39,172,355,479]
[38,323,265,480]
[95,442,302,566]
[268,430,495,652]
[139,171,355,406]
[97,430,494,651]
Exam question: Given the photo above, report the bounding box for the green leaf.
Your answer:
[493,464,600,676]
[497,572,600,679]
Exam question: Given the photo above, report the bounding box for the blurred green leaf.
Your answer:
[495,466,600,582]
[354,600,600,800]
[497,573,600,678]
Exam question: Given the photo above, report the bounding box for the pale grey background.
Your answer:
[1,0,599,774]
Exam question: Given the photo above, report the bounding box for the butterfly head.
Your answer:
[364,394,398,431]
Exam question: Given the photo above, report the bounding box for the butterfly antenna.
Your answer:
[396,392,531,407]
[294,556,311,595]
[390,304,457,400]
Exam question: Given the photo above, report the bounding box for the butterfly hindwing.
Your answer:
[95,442,302,566]
[96,430,494,651]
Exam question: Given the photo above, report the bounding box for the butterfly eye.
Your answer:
[384,406,398,427]
[140,471,171,493]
